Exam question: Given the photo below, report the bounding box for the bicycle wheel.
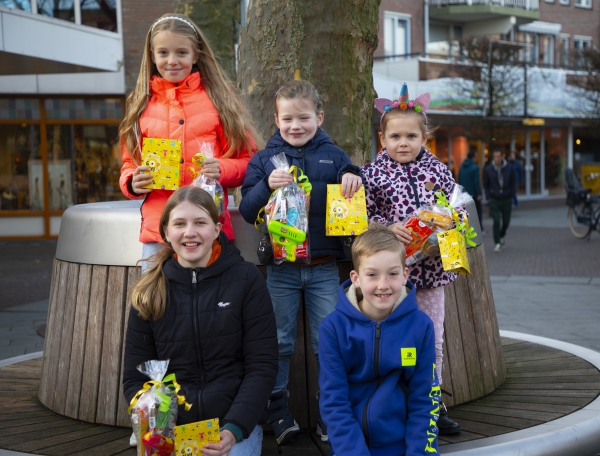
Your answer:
[568,204,592,239]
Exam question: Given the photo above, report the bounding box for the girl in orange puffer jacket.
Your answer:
[119,13,262,270]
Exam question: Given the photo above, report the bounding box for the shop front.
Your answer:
[0,97,126,239]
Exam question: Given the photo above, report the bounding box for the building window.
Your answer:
[574,0,591,7]
[384,12,411,60]
[558,35,569,67]
[574,36,592,50]
[559,0,569,4]
[0,0,117,32]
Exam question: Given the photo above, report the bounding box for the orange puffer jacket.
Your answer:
[119,72,253,243]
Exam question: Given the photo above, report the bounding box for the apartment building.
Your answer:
[374,0,600,198]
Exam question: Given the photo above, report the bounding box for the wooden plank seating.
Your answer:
[3,338,599,455]
[37,201,505,431]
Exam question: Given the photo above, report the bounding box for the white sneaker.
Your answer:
[494,243,502,252]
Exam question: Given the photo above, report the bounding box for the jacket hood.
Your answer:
[265,128,334,152]
[462,158,478,170]
[163,232,244,286]
[335,278,418,323]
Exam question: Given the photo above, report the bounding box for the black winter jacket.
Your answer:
[239,128,360,259]
[483,160,516,200]
[122,234,278,439]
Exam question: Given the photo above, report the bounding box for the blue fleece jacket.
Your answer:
[319,279,440,456]
[240,128,359,259]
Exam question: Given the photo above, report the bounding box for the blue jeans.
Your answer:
[267,259,340,391]
[229,425,262,456]
[141,242,165,274]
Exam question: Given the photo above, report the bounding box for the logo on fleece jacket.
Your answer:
[401,347,417,366]
[217,302,230,308]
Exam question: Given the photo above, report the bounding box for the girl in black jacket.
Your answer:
[123,186,278,456]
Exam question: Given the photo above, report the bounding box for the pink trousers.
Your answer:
[415,287,445,385]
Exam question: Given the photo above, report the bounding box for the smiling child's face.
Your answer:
[275,98,324,148]
[350,249,409,322]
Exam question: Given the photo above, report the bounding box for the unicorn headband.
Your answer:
[374,83,430,124]
[151,16,198,37]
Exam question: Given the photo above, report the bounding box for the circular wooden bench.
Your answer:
[38,200,505,427]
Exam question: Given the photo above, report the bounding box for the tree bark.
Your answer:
[237,0,380,165]
[175,0,240,79]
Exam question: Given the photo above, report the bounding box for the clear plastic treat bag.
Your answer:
[190,141,225,223]
[129,360,191,456]
[263,152,312,264]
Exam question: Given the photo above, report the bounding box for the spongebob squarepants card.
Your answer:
[325,185,368,236]
[141,138,182,190]
[437,229,470,274]
[174,418,220,455]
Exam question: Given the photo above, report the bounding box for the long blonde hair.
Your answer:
[130,187,221,320]
[119,13,263,165]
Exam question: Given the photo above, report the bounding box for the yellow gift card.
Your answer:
[174,418,220,455]
[141,137,182,190]
[326,185,368,236]
[437,229,470,274]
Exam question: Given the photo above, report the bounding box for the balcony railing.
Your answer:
[429,0,539,10]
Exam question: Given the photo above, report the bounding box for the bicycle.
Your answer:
[564,168,600,239]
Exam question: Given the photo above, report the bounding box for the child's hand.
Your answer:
[268,169,293,190]
[131,166,154,195]
[388,223,414,245]
[201,430,235,456]
[200,157,221,180]
[341,173,363,199]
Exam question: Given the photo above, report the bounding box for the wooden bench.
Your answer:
[38,199,505,428]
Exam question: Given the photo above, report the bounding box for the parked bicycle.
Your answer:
[564,168,600,239]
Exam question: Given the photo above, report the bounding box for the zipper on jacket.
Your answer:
[362,323,382,446]
[191,270,205,419]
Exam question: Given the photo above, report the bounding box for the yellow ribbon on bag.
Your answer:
[434,190,477,247]
[187,153,207,180]
[128,373,192,414]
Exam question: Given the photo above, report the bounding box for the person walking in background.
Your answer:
[458,150,484,234]
[508,151,524,207]
[484,149,516,253]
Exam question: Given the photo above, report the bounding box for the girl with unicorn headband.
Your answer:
[361,83,462,436]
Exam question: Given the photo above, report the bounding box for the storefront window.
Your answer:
[544,128,567,196]
[0,124,41,211]
[81,0,117,32]
[46,124,123,208]
[45,98,122,121]
[0,98,40,120]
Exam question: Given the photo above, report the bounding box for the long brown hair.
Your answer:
[130,187,221,320]
[119,13,263,165]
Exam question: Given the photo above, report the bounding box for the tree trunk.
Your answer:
[237,0,380,165]
[175,0,240,79]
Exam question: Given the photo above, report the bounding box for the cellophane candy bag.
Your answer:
[403,185,471,266]
[190,141,225,223]
[130,360,179,456]
[265,152,311,264]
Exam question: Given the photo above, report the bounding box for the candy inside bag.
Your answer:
[130,360,183,456]
[265,152,311,264]
[190,141,225,222]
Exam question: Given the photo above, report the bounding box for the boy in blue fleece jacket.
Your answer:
[319,224,441,455]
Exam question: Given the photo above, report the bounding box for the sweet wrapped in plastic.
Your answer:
[402,185,472,266]
[265,152,311,264]
[129,360,190,456]
[190,141,225,223]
